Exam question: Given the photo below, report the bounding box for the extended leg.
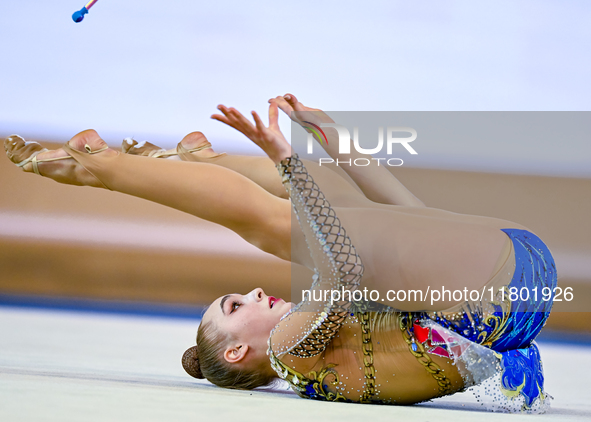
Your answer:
[124,132,374,208]
[123,131,290,199]
[5,130,293,261]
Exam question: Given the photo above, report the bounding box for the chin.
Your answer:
[278,301,293,314]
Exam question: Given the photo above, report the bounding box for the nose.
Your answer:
[249,288,265,302]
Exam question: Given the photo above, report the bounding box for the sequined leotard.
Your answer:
[268,154,555,413]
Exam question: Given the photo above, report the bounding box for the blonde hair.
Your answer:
[182,319,275,390]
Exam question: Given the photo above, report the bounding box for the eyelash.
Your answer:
[230,301,241,313]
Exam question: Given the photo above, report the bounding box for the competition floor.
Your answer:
[1,306,590,422]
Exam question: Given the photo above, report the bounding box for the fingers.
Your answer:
[213,104,275,156]
[268,102,279,129]
[283,93,321,114]
[212,105,258,137]
[210,113,230,125]
[227,106,257,132]
[283,93,303,110]
[251,110,266,133]
[211,112,243,132]
[217,104,241,122]
[269,96,297,121]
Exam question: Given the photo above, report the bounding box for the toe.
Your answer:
[68,129,109,154]
[4,135,23,162]
[178,131,224,159]
[4,135,25,154]
[181,131,208,147]
[121,138,164,156]
[4,135,46,166]
[121,137,138,153]
[5,134,25,144]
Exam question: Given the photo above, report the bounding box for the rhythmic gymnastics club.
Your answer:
[72,0,100,23]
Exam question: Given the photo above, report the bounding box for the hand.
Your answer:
[269,93,334,128]
[211,103,292,165]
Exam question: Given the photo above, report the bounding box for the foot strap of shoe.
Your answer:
[176,141,226,162]
[84,144,109,154]
[153,142,215,159]
[62,141,112,190]
[31,154,71,176]
[150,150,177,158]
[15,148,48,168]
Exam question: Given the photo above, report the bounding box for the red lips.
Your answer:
[268,296,282,308]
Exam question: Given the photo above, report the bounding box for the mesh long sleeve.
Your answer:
[268,154,364,359]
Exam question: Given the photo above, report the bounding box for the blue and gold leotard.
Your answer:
[269,154,555,413]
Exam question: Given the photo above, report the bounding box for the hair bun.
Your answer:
[182,345,205,379]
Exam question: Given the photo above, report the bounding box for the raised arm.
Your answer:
[212,103,364,358]
[270,153,364,358]
[271,94,425,208]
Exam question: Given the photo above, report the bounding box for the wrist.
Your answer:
[275,153,300,177]
[271,146,293,165]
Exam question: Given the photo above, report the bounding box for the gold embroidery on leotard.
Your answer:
[268,351,347,401]
[357,311,376,403]
[269,312,378,403]
[479,286,512,346]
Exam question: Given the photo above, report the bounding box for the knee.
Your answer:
[242,213,291,261]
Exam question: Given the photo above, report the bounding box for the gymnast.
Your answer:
[4,94,556,412]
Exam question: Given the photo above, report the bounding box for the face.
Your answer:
[202,288,292,358]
